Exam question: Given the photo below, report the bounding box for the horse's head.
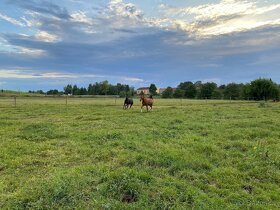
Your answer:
[140,95,144,101]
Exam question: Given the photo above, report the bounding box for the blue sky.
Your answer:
[0,0,280,91]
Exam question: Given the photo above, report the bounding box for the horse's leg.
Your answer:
[141,105,143,112]
[146,105,148,111]
[150,105,153,111]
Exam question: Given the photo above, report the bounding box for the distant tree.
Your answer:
[108,85,118,95]
[173,89,185,98]
[200,82,217,99]
[94,82,101,95]
[88,84,93,95]
[124,85,130,93]
[72,85,80,95]
[249,78,280,101]
[178,82,197,98]
[79,87,87,95]
[37,90,45,94]
[47,89,59,95]
[149,84,158,96]
[194,81,203,98]
[162,87,174,98]
[64,84,73,95]
[212,89,223,99]
[119,91,126,97]
[219,84,226,90]
[126,87,135,97]
[100,81,110,95]
[186,85,196,98]
[29,90,45,94]
[116,83,124,93]
[241,84,251,100]
[224,83,242,99]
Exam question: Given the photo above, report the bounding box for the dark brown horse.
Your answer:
[140,95,154,112]
[123,97,133,109]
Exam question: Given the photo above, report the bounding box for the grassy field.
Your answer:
[0,98,280,209]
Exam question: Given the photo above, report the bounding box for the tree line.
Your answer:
[162,78,280,101]
[28,78,280,101]
[29,81,135,97]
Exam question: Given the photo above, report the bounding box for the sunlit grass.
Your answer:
[0,98,279,209]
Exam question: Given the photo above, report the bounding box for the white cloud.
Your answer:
[159,0,280,37]
[35,31,59,42]
[0,69,145,84]
[0,13,25,26]
[122,77,144,83]
[19,47,46,56]
[21,16,42,27]
[0,70,77,79]
[108,0,143,20]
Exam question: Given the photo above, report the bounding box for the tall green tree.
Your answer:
[224,83,242,99]
[72,85,80,95]
[249,78,280,100]
[64,84,73,95]
[200,82,217,99]
[212,89,223,99]
[178,82,197,98]
[162,87,174,98]
[79,87,88,95]
[241,83,251,99]
[100,81,110,95]
[173,89,185,98]
[149,84,158,95]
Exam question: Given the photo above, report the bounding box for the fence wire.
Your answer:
[0,96,263,108]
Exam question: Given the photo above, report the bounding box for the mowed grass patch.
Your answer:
[0,99,279,209]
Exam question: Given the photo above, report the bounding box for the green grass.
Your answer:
[0,98,279,209]
[0,90,44,97]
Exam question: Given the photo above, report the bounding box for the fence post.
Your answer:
[14,96,16,107]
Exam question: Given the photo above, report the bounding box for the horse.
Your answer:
[140,95,154,112]
[123,97,133,109]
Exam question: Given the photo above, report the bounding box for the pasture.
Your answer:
[0,97,280,209]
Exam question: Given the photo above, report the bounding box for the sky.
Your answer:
[0,0,280,91]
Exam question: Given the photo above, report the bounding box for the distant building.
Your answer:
[158,88,166,95]
[137,87,176,95]
[156,88,177,95]
[137,87,150,95]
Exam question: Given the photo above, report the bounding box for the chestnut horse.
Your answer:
[140,95,154,112]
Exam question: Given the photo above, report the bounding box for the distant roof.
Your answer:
[137,87,150,90]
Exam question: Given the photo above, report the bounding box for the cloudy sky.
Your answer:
[0,0,280,91]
